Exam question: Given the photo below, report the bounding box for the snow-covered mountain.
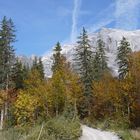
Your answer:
[42,28,140,77]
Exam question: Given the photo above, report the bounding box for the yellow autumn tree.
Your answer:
[48,43,83,117]
[114,51,140,126]
[47,60,83,117]
[14,70,49,125]
[47,71,66,116]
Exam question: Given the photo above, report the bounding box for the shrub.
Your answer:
[46,116,81,140]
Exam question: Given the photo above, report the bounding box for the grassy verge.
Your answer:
[0,116,81,140]
[82,118,140,140]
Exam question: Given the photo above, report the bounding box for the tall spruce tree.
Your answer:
[0,16,16,129]
[93,38,108,80]
[116,37,132,80]
[74,27,93,117]
[0,16,16,90]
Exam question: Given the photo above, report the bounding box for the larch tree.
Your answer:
[50,42,66,116]
[14,69,48,125]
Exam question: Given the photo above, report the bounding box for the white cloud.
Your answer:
[71,0,81,42]
[115,0,140,30]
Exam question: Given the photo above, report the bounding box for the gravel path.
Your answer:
[80,125,120,140]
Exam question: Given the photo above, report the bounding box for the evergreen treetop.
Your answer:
[0,16,16,90]
[31,56,44,80]
[93,38,108,80]
[52,42,64,74]
[116,37,132,80]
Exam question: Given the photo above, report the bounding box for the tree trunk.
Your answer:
[0,108,4,130]
[72,99,77,121]
[127,102,131,123]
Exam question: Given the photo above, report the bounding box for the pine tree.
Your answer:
[93,38,108,80]
[116,37,132,80]
[74,27,93,117]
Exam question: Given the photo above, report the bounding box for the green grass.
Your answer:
[1,116,139,140]
[0,116,81,140]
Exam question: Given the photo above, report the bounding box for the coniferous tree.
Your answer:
[32,56,38,70]
[52,42,63,74]
[93,52,101,81]
[12,60,29,89]
[31,56,44,80]
[38,57,45,79]
[13,60,23,89]
[74,27,93,117]
[93,38,108,80]
[0,16,16,90]
[22,64,30,80]
[51,42,66,116]
[0,16,16,129]
[116,37,132,80]
[50,42,83,117]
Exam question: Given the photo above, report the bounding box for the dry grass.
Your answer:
[131,128,140,140]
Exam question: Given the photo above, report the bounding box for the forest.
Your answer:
[0,16,140,140]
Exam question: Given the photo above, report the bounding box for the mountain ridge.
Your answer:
[18,28,140,77]
[42,28,140,77]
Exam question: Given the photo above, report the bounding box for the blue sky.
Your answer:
[0,0,140,56]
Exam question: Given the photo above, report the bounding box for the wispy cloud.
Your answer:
[115,0,140,30]
[86,0,140,32]
[88,3,115,32]
[71,0,81,42]
[70,0,140,44]
[89,19,114,32]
